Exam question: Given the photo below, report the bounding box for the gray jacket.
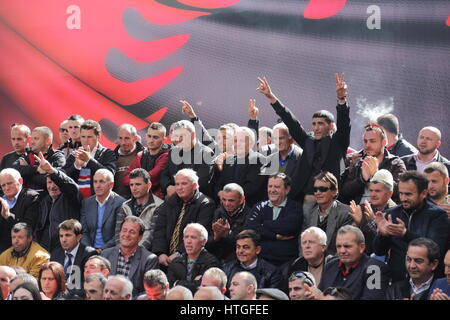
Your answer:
[115,195,164,251]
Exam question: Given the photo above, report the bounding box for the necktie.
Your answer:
[64,253,73,276]
[169,203,187,255]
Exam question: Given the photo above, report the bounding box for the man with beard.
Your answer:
[341,123,406,204]
[373,171,449,282]
[424,162,450,217]
[401,127,450,174]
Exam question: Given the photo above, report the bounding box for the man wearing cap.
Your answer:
[348,169,397,255]
[257,288,289,300]
[341,122,406,204]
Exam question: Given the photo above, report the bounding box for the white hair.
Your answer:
[175,168,199,187]
[203,267,227,290]
[194,286,224,300]
[301,227,327,246]
[223,183,245,197]
[236,127,256,146]
[167,285,193,300]
[172,120,195,135]
[117,123,137,136]
[107,275,133,299]
[94,168,114,183]
[272,122,291,138]
[0,168,22,181]
[184,223,208,242]
[32,126,53,141]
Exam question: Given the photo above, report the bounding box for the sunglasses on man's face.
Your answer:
[288,271,315,287]
[313,186,333,193]
[59,128,68,133]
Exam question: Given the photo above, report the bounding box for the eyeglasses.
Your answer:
[313,186,334,193]
[288,271,315,287]
[59,128,68,133]
[364,122,386,135]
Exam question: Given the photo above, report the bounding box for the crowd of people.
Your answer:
[0,75,449,301]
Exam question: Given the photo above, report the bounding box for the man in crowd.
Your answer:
[246,173,302,266]
[1,124,31,170]
[229,271,257,300]
[0,223,50,278]
[63,120,116,199]
[137,269,169,300]
[80,169,125,251]
[429,249,450,300]
[113,124,144,199]
[256,74,350,203]
[84,272,107,300]
[401,126,450,173]
[376,113,417,157]
[83,255,111,279]
[0,168,40,253]
[424,162,450,216]
[101,216,158,297]
[288,271,316,300]
[200,267,228,296]
[123,122,170,200]
[386,238,439,300]
[103,275,133,300]
[59,114,84,159]
[207,183,251,263]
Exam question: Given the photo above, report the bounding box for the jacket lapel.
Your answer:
[325,201,338,244]
[127,247,141,280]
[101,193,114,227]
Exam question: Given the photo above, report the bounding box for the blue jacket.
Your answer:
[245,199,302,265]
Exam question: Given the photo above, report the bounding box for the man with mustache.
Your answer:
[341,122,406,204]
[424,162,450,217]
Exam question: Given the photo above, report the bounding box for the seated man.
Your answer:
[348,169,397,255]
[207,183,251,263]
[288,271,316,300]
[0,223,50,279]
[307,225,390,300]
[50,219,96,286]
[160,120,214,196]
[103,275,133,300]
[401,127,450,174]
[341,122,406,204]
[229,271,257,300]
[113,124,145,199]
[285,227,334,286]
[152,169,215,268]
[168,223,221,293]
[34,157,82,252]
[376,114,417,157]
[137,269,169,300]
[302,171,352,256]
[246,173,302,266]
[115,168,164,251]
[12,126,65,191]
[429,249,450,300]
[123,122,170,200]
[0,168,40,253]
[101,216,158,297]
[223,230,282,291]
[1,124,31,171]
[386,238,439,300]
[84,273,107,300]
[200,267,228,297]
[63,119,116,199]
[374,171,449,282]
[215,126,268,207]
[0,266,16,300]
[80,169,125,251]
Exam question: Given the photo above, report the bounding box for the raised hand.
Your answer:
[74,145,91,167]
[37,152,55,175]
[0,198,10,220]
[349,200,363,226]
[386,217,407,237]
[180,100,197,119]
[256,77,277,103]
[363,200,375,222]
[361,156,378,181]
[248,99,259,120]
[375,211,389,235]
[335,72,348,100]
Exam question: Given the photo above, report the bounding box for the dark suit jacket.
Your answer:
[270,100,350,200]
[50,243,97,283]
[401,150,450,172]
[318,255,390,300]
[63,144,116,194]
[101,245,159,296]
[0,188,40,253]
[80,191,125,249]
[261,144,303,183]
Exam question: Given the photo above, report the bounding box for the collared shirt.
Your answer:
[338,260,360,278]
[116,248,137,278]
[268,198,287,220]
[118,145,136,156]
[240,259,258,270]
[2,189,21,209]
[409,275,434,296]
[414,152,439,173]
[279,146,294,167]
[64,244,80,268]
[93,192,112,248]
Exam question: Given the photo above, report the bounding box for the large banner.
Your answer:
[1,0,449,156]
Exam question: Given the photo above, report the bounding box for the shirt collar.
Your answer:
[2,188,21,208]
[268,198,288,208]
[414,150,439,164]
[240,258,258,270]
[118,145,136,156]
[409,275,434,295]
[338,259,360,277]
[96,191,112,206]
[67,243,80,257]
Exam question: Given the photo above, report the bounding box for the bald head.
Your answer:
[417,127,441,156]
